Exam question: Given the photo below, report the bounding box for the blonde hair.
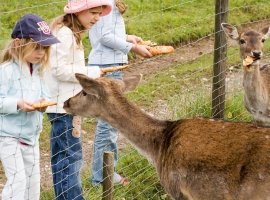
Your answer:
[50,14,84,49]
[0,38,51,78]
[115,0,128,15]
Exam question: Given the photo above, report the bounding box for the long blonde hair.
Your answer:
[0,38,51,78]
[50,14,84,49]
[115,0,128,15]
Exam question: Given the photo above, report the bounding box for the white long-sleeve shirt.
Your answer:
[47,26,100,113]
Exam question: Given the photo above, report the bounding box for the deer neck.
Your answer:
[243,63,262,91]
[242,62,270,125]
[98,99,167,164]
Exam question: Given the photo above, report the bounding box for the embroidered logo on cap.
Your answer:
[37,21,50,35]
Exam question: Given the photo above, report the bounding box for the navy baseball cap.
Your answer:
[11,13,60,46]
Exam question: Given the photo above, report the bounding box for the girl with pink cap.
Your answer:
[46,0,112,199]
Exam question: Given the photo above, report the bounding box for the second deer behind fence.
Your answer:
[222,23,270,126]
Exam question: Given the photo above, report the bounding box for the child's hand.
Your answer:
[126,35,143,44]
[17,99,35,112]
[100,70,105,77]
[132,44,153,58]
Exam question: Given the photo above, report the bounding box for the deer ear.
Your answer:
[123,74,142,93]
[261,27,270,39]
[221,23,239,40]
[75,73,101,97]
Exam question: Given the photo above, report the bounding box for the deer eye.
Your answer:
[82,90,87,96]
[239,39,246,44]
[262,38,265,43]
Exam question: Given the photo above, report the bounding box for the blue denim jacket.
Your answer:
[88,0,132,65]
[0,60,51,145]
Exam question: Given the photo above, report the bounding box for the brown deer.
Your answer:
[221,23,270,126]
[64,73,270,200]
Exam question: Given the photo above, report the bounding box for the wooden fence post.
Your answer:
[102,151,114,200]
[212,0,229,118]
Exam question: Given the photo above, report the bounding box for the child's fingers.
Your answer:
[39,97,46,102]
[135,36,143,43]
[22,103,36,112]
[138,46,153,57]
[100,70,105,76]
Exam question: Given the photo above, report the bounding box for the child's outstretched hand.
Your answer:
[132,44,153,58]
[17,99,36,112]
[126,35,143,44]
[127,35,153,58]
[100,69,105,77]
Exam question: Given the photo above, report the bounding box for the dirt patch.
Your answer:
[123,36,214,77]
[123,19,270,78]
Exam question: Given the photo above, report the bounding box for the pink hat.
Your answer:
[64,0,112,16]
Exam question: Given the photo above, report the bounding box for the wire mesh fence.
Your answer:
[0,0,270,199]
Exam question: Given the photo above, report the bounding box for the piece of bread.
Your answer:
[149,46,175,55]
[243,56,255,66]
[32,101,57,109]
[138,40,157,46]
[101,65,129,73]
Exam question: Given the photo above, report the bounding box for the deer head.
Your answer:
[63,73,142,118]
[222,23,270,126]
[221,23,270,65]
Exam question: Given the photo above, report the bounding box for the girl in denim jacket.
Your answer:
[88,0,152,187]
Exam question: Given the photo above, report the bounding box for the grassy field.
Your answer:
[1,0,270,51]
[1,0,270,199]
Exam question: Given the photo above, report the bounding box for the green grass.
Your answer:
[81,146,171,200]
[1,0,270,199]
[1,0,270,55]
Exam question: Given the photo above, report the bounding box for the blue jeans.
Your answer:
[89,64,123,186]
[47,113,84,200]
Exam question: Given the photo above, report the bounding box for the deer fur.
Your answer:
[64,73,270,200]
[221,23,270,126]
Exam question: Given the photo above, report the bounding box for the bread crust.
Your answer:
[138,40,157,46]
[101,65,129,73]
[243,56,255,66]
[149,46,175,55]
[32,101,57,109]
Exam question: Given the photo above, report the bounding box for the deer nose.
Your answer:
[252,51,261,58]
[63,99,70,107]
